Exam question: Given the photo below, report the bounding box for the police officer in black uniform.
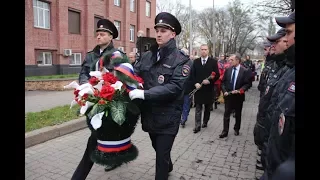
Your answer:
[129,12,192,180]
[257,41,275,97]
[72,18,122,180]
[261,10,295,180]
[253,28,289,171]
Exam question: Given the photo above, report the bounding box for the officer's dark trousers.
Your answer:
[71,132,97,180]
[149,133,175,180]
[195,103,211,129]
[223,96,243,133]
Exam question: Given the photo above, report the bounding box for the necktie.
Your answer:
[202,59,206,65]
[231,67,237,90]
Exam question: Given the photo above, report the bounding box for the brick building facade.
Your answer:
[25,0,156,76]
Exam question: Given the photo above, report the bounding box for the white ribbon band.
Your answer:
[97,137,131,145]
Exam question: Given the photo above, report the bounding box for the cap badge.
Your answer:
[100,25,103,28]
[159,19,163,23]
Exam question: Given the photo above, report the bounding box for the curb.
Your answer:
[25,117,87,149]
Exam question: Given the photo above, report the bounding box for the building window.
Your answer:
[146,1,151,17]
[33,0,50,29]
[130,25,135,42]
[70,53,82,65]
[114,0,120,6]
[130,0,135,12]
[68,9,81,34]
[114,21,121,40]
[37,52,52,65]
[94,16,103,35]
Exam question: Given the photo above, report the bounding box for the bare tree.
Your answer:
[196,0,264,56]
[254,0,292,16]
[156,0,199,50]
[156,0,175,13]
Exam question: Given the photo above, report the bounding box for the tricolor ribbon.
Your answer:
[114,63,138,92]
[97,137,132,153]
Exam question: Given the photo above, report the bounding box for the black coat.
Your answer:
[190,57,220,104]
[134,39,193,135]
[221,65,251,102]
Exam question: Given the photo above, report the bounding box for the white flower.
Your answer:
[80,101,95,115]
[70,99,78,109]
[77,83,94,97]
[90,112,104,130]
[89,71,103,80]
[64,81,79,89]
[93,80,104,91]
[111,81,123,91]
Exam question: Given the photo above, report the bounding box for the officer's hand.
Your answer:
[129,89,145,100]
[224,92,228,96]
[195,83,201,89]
[202,79,210,85]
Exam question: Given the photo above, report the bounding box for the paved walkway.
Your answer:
[25,90,74,113]
[25,82,262,180]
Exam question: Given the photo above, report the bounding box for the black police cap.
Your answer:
[275,11,295,28]
[96,19,118,39]
[154,12,182,35]
[267,28,286,42]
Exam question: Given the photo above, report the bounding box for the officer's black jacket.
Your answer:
[78,42,118,84]
[253,53,289,147]
[134,39,192,135]
[265,44,295,177]
[258,55,275,95]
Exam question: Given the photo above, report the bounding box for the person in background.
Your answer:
[190,44,220,133]
[180,48,193,128]
[242,55,255,82]
[219,53,251,138]
[128,52,138,66]
[212,54,231,110]
[255,61,262,81]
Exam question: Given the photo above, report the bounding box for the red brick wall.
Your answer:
[25,0,156,66]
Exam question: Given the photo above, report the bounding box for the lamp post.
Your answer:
[189,0,192,56]
[212,0,216,57]
[137,30,144,62]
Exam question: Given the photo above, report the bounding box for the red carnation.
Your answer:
[100,84,115,101]
[103,73,118,84]
[89,76,100,86]
[211,72,216,79]
[98,99,106,105]
[239,88,245,94]
[94,89,99,97]
[82,93,89,100]
[74,89,80,97]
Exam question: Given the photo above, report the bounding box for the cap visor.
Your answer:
[267,34,282,42]
[154,24,172,30]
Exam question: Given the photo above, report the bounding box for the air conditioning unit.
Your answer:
[118,47,124,52]
[133,48,138,53]
[63,49,72,56]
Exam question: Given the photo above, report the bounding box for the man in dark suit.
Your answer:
[190,44,220,133]
[219,53,251,138]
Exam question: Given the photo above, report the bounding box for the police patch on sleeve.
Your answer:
[158,75,165,84]
[182,64,190,77]
[278,113,285,135]
[287,82,295,93]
